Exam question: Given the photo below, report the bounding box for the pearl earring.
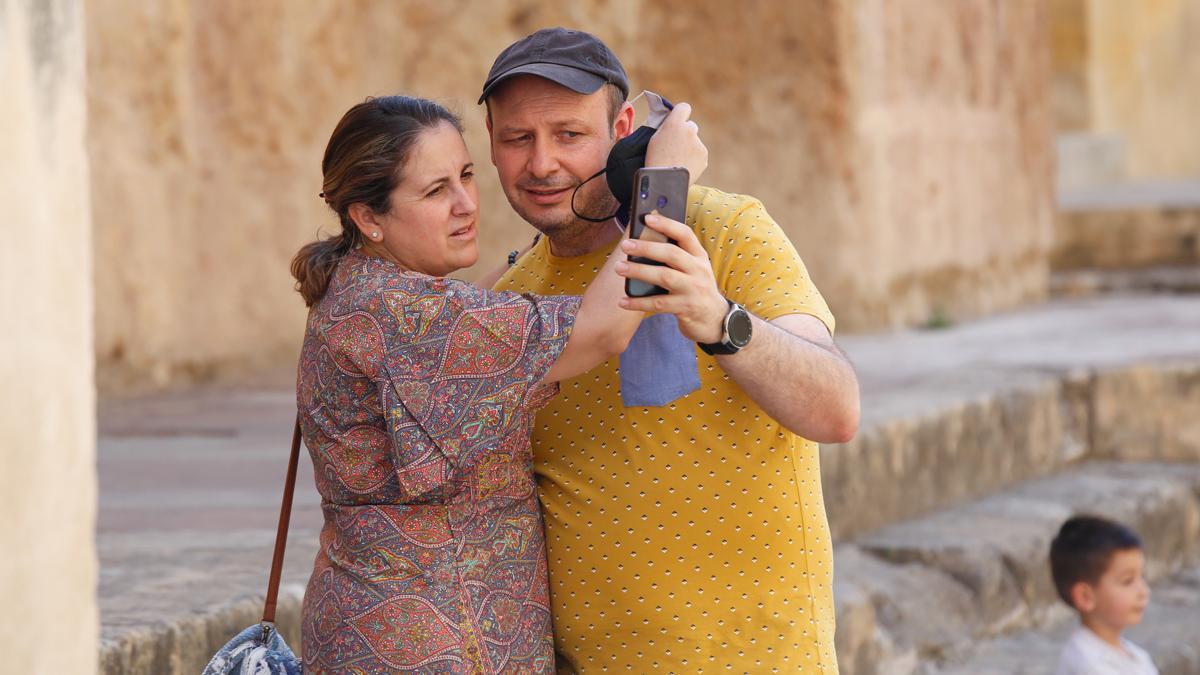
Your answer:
[371,232,380,239]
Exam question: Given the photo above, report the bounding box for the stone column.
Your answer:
[0,0,97,672]
[1085,0,1200,178]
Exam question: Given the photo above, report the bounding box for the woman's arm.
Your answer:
[542,231,637,383]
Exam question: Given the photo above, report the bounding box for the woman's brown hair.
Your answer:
[291,96,463,307]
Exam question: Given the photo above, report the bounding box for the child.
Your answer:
[1049,515,1158,675]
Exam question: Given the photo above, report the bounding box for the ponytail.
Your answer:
[290,231,359,307]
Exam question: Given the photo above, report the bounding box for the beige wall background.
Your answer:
[834,0,1053,329]
[1052,0,1200,178]
[0,0,98,672]
[89,0,1054,392]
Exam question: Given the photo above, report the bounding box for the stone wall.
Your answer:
[1051,0,1200,178]
[831,0,1054,329]
[88,1,1053,390]
[1051,0,1089,131]
[0,0,98,672]
[1088,0,1200,178]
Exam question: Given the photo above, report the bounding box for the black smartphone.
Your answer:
[624,166,690,297]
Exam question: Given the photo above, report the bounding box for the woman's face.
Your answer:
[367,121,480,276]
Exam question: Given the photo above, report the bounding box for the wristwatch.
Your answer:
[698,298,753,355]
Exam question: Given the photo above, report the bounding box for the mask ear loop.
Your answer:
[571,167,623,223]
[570,93,653,225]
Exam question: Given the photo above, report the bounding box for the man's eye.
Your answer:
[562,131,581,139]
[462,170,474,181]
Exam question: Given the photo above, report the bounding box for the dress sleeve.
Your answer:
[382,278,581,464]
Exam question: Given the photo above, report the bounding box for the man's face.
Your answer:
[486,75,632,239]
[1075,548,1151,632]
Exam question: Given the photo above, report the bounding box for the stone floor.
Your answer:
[97,292,1200,673]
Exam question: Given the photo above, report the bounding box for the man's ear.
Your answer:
[347,203,378,239]
[613,101,635,140]
[1070,581,1097,613]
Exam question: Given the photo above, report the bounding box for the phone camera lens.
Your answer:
[657,196,668,209]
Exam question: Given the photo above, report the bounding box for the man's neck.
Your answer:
[546,218,625,258]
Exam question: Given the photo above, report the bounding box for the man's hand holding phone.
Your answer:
[616,214,728,345]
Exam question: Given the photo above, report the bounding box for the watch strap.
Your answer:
[698,298,739,355]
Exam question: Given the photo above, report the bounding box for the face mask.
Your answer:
[571,91,674,224]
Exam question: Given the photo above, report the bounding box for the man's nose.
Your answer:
[527,137,559,178]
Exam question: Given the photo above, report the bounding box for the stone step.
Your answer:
[98,529,314,675]
[833,461,1200,674]
[934,565,1200,675]
[1054,179,1200,272]
[95,295,1200,673]
[1059,179,1200,212]
[1052,265,1200,298]
[828,294,1200,539]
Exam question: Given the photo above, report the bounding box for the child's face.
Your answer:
[1078,548,1150,631]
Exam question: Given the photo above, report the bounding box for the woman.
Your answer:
[291,95,705,673]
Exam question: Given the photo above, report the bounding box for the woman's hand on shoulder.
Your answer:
[645,102,708,185]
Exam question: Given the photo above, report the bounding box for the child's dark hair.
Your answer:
[1049,515,1142,608]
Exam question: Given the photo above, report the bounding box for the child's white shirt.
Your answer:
[1056,626,1158,675]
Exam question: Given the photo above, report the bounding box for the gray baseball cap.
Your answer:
[479,27,629,104]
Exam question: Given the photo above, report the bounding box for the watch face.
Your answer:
[727,306,753,348]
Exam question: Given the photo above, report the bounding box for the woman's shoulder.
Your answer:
[323,252,446,306]
[324,252,532,324]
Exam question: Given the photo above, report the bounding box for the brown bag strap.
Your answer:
[263,416,303,624]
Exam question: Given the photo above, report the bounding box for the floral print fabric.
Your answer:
[297,251,580,674]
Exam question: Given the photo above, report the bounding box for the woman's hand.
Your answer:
[616,213,727,344]
[645,102,708,185]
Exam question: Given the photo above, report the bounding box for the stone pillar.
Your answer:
[1051,0,1200,179]
[0,0,97,672]
[1086,0,1200,178]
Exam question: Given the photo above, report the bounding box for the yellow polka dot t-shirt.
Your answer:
[495,185,839,673]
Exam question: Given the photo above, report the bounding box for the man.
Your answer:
[482,27,860,673]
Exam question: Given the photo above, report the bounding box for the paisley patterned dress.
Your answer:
[297,251,580,674]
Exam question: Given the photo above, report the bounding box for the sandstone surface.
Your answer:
[840,463,1200,673]
[87,0,1054,390]
[1052,0,1200,179]
[937,565,1200,675]
[1054,199,1200,271]
[1,0,98,672]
